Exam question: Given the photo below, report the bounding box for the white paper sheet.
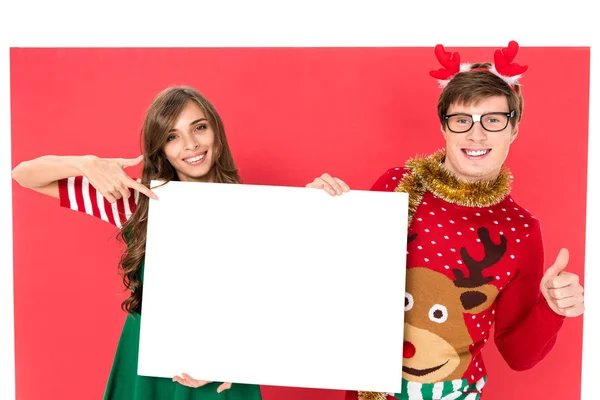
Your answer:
[138,180,408,393]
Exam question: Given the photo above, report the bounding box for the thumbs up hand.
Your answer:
[540,248,584,317]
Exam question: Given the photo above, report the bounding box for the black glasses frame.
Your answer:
[443,110,515,133]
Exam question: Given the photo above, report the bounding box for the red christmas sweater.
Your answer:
[348,152,565,400]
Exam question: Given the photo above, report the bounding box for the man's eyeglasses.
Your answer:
[443,110,515,133]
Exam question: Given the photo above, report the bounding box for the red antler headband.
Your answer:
[429,40,528,88]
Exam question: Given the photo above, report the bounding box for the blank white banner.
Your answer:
[138,181,408,393]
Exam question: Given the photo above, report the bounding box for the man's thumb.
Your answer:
[545,248,570,281]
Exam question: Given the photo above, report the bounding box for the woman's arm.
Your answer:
[12,155,95,198]
[12,154,156,201]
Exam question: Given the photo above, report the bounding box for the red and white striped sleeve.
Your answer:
[57,176,139,228]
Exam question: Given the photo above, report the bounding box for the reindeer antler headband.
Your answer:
[429,40,528,89]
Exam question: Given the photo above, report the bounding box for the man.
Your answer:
[307,41,585,400]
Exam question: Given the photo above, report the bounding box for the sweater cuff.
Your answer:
[537,294,566,326]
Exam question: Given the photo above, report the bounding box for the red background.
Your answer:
[10,47,589,399]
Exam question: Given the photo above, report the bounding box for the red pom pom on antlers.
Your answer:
[494,40,528,77]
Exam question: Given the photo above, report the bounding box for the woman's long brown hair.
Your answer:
[117,86,240,314]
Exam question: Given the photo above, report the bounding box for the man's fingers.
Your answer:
[305,178,334,195]
[546,272,580,290]
[306,179,325,189]
[306,176,348,196]
[320,181,336,196]
[328,177,344,195]
[320,173,339,188]
[555,296,579,309]
[549,283,584,300]
[562,303,585,318]
[334,177,351,192]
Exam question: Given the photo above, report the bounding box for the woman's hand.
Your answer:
[173,373,232,393]
[79,154,157,202]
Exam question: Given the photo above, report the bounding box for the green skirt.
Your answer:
[103,312,262,400]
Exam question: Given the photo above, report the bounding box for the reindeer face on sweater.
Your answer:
[402,227,504,383]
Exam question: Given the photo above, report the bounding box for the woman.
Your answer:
[13,86,325,399]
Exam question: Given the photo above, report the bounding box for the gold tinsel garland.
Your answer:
[406,150,512,208]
